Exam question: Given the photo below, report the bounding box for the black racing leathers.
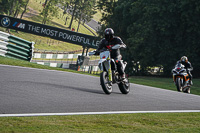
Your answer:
[177,60,193,80]
[96,36,126,76]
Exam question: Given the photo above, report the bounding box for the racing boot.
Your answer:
[121,73,126,80]
[189,80,193,85]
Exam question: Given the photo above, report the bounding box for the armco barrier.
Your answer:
[0,31,34,61]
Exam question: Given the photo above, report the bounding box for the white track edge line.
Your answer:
[1,110,200,117]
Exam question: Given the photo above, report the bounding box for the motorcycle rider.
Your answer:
[176,56,193,85]
[95,28,127,79]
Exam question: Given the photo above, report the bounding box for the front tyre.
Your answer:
[100,71,112,94]
[118,78,130,94]
[176,77,182,92]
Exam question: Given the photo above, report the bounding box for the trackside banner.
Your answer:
[0,15,99,48]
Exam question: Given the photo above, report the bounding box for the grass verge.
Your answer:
[129,76,200,95]
[0,113,200,132]
[0,56,95,76]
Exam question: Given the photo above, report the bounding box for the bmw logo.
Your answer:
[1,17,11,27]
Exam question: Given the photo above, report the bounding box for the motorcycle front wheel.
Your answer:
[176,77,182,92]
[100,71,112,94]
[118,78,130,94]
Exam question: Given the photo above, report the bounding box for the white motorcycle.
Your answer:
[172,63,191,93]
[89,44,130,94]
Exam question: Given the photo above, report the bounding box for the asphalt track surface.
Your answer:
[1,65,200,115]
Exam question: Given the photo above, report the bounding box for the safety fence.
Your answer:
[32,50,85,69]
[79,65,100,74]
[32,50,101,74]
[33,52,82,60]
[32,60,101,74]
[33,61,100,73]
[0,31,34,61]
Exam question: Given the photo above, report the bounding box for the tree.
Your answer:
[0,0,16,16]
[76,0,96,32]
[0,0,29,18]
[68,0,80,29]
[40,0,60,24]
[97,0,200,77]
[13,0,21,18]
[97,0,117,24]
[127,0,180,75]
[20,0,30,19]
[62,0,70,25]
[67,0,96,30]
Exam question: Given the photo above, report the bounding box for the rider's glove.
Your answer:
[121,44,126,49]
[94,51,100,55]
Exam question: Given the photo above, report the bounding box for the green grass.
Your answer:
[0,113,200,132]
[29,0,45,12]
[0,56,94,76]
[129,76,200,95]
[8,29,83,52]
[92,9,102,22]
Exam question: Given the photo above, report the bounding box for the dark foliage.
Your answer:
[97,0,200,77]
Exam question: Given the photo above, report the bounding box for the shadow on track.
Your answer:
[14,81,104,95]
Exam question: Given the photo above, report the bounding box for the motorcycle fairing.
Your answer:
[98,59,107,65]
[100,51,109,59]
[184,74,190,81]
[99,51,110,71]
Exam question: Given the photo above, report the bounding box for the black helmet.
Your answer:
[104,28,114,41]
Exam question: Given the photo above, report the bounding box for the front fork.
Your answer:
[108,58,112,82]
[173,75,183,86]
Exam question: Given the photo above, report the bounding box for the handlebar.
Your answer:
[112,44,126,49]
[88,44,126,56]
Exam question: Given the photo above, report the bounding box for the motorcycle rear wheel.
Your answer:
[176,78,182,92]
[100,71,112,94]
[118,77,130,94]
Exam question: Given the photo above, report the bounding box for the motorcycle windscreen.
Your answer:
[175,63,185,69]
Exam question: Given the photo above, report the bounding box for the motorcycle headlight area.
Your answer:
[173,70,177,73]
[179,69,185,73]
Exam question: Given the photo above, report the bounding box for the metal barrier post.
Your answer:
[0,31,34,61]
